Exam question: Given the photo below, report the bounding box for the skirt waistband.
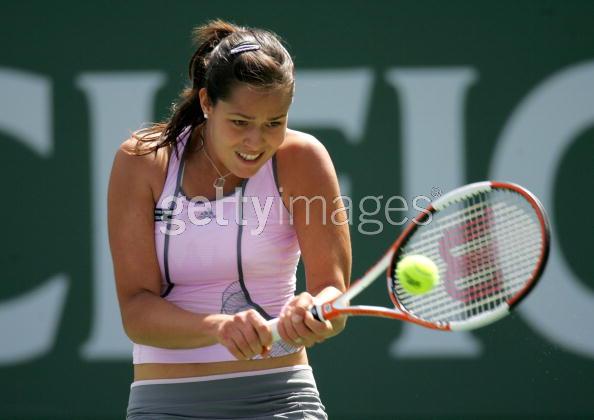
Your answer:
[131,364,311,388]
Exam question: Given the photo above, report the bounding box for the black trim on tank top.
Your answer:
[160,134,191,298]
[271,154,281,195]
[272,154,292,214]
[236,178,272,320]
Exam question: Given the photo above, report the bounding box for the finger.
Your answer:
[302,314,332,346]
[218,321,249,360]
[230,329,252,360]
[260,345,272,358]
[243,326,264,357]
[247,310,273,348]
[291,313,317,346]
[294,293,315,313]
[282,312,303,345]
[221,335,248,361]
[241,313,267,356]
[303,310,333,336]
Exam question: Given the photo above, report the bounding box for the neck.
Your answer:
[192,124,236,189]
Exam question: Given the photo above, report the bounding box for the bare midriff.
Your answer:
[133,348,308,380]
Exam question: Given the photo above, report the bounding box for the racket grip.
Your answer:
[311,305,323,321]
[268,318,281,342]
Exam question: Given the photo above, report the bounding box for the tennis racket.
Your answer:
[268,181,550,339]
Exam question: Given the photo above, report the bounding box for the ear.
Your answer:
[198,88,213,115]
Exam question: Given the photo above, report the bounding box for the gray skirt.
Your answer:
[126,365,328,420]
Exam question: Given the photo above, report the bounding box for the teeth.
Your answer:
[237,152,261,161]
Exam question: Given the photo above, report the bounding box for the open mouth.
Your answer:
[235,151,264,163]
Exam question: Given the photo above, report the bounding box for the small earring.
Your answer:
[204,113,208,119]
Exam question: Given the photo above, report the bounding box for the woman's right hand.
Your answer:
[216,309,274,360]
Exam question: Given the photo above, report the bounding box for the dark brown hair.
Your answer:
[133,19,294,156]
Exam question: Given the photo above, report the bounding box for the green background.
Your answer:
[1,1,593,419]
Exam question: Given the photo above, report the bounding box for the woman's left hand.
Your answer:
[277,287,347,348]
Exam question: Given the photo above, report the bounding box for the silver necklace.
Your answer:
[199,127,232,189]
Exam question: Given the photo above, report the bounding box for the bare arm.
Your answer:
[108,139,271,359]
[276,132,352,346]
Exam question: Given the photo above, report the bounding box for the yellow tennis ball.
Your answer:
[396,254,440,295]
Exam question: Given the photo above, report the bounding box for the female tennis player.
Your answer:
[108,19,351,419]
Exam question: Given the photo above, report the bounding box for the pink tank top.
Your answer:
[133,127,302,364]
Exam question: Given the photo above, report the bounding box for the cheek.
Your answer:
[268,128,287,148]
[216,125,240,147]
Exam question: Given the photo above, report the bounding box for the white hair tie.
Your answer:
[230,43,261,55]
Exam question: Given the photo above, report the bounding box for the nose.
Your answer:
[243,126,265,149]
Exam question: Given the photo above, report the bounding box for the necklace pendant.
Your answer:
[213,177,226,189]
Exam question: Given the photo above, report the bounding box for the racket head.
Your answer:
[387,181,550,331]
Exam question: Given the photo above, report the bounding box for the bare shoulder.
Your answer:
[276,129,338,196]
[277,129,329,161]
[113,136,172,204]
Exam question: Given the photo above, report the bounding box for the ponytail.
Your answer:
[189,20,237,89]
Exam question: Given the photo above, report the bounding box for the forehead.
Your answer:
[218,83,292,117]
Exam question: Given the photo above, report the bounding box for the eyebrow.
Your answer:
[228,112,287,121]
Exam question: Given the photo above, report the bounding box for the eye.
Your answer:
[267,121,283,128]
[231,120,248,127]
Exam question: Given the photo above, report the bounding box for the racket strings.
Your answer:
[405,200,539,288]
[392,189,544,323]
[424,194,536,316]
[398,242,538,321]
[400,239,540,315]
[428,216,540,295]
[409,200,518,250]
[425,201,537,316]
